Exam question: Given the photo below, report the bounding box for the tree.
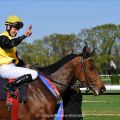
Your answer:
[78,23,120,74]
[42,33,78,62]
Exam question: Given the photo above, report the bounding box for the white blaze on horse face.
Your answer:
[91,86,99,96]
[94,88,99,96]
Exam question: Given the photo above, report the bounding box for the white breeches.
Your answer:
[0,63,38,80]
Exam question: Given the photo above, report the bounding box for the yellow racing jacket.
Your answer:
[0,31,26,65]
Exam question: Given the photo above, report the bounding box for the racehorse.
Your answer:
[0,47,106,120]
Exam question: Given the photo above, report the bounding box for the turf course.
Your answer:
[82,93,120,120]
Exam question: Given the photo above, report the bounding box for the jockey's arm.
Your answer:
[16,52,31,68]
[0,35,26,49]
[17,57,26,67]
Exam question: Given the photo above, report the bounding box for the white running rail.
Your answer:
[80,85,120,91]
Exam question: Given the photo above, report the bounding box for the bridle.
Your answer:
[49,56,98,91]
[80,56,99,92]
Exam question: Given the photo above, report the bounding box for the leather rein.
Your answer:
[50,56,98,92]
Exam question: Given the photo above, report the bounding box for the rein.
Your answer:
[38,56,98,92]
[49,56,97,91]
[49,56,95,90]
[50,79,84,88]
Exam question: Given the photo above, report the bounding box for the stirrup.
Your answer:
[4,87,17,99]
[10,92,17,99]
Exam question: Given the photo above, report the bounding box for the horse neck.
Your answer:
[49,61,75,95]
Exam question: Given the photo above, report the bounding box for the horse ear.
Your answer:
[83,46,90,53]
[82,46,91,58]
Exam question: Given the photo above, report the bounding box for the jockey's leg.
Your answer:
[0,63,38,80]
[5,74,32,93]
[0,63,38,97]
[17,83,28,103]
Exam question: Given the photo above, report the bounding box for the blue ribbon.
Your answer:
[54,101,64,120]
[39,74,64,120]
[39,74,59,98]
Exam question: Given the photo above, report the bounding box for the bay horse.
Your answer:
[0,49,106,120]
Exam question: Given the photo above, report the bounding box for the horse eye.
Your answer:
[89,63,95,70]
[89,66,93,70]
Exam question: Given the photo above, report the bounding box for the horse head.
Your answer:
[38,46,105,96]
[73,46,106,95]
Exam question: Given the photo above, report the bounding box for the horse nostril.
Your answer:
[100,86,106,94]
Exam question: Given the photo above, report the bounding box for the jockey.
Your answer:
[0,15,38,97]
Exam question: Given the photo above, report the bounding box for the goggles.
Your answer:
[12,22,24,29]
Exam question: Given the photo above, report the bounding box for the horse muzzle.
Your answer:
[99,86,106,95]
[91,85,106,96]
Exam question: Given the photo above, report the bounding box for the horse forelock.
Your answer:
[38,54,80,75]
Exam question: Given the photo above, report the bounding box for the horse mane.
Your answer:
[37,54,80,75]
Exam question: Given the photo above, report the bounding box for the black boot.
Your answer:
[4,74,33,97]
[18,83,28,103]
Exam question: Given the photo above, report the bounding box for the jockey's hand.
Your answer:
[25,64,31,69]
[24,25,32,37]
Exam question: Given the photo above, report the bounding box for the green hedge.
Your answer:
[110,74,119,84]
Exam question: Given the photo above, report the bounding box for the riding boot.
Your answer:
[4,74,33,96]
[18,83,28,103]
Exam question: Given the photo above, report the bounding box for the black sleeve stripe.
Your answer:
[0,35,26,49]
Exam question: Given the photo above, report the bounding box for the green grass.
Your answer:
[83,116,120,120]
[82,94,120,120]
